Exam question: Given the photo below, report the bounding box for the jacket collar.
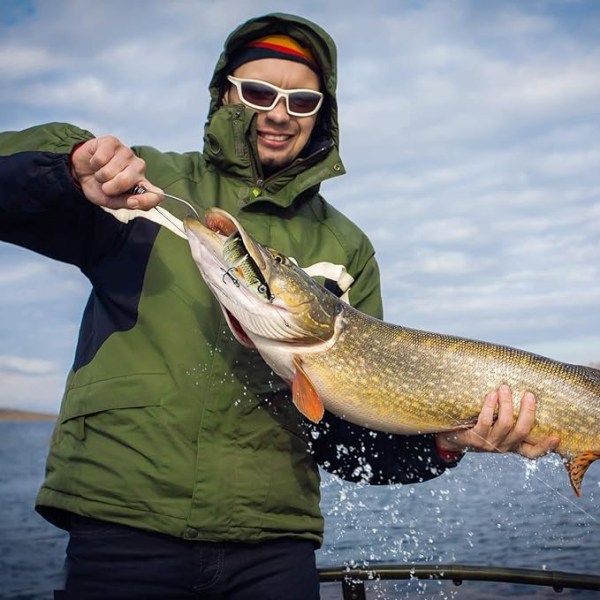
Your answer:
[203,104,345,208]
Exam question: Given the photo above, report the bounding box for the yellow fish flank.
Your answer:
[184,208,600,497]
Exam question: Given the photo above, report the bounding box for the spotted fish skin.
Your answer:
[184,209,600,497]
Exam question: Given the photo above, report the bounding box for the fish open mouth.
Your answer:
[203,209,266,272]
[185,207,322,348]
[200,209,265,349]
[204,210,238,237]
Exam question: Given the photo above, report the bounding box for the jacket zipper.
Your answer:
[259,142,332,192]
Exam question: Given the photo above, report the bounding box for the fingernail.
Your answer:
[127,198,139,209]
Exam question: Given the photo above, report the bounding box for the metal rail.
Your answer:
[318,563,600,599]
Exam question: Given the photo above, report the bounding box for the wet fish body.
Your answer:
[184,209,600,496]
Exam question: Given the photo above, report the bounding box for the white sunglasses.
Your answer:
[227,75,324,117]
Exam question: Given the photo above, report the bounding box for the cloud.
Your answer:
[0,45,63,79]
[336,3,600,175]
[0,368,65,414]
[0,250,89,306]
[0,354,64,414]
[0,354,57,375]
[0,260,49,284]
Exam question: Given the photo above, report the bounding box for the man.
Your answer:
[0,13,558,600]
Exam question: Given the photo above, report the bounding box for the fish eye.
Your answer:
[267,248,287,264]
[257,282,272,300]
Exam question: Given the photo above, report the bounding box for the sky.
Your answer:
[1,0,599,413]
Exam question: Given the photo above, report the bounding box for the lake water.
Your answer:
[1,421,599,599]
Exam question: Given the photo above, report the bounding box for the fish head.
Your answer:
[183,208,339,349]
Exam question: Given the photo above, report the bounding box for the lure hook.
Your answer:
[221,268,240,287]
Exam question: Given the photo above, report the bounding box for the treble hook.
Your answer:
[222,268,240,287]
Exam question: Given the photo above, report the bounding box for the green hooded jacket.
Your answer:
[0,13,457,546]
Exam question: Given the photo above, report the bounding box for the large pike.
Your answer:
[184,209,600,496]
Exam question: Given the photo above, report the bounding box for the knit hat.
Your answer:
[228,34,319,74]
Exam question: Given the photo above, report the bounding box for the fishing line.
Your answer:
[129,184,202,233]
[153,205,188,236]
[433,403,600,526]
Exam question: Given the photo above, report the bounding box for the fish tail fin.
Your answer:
[566,451,600,497]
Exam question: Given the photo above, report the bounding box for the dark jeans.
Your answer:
[59,515,320,600]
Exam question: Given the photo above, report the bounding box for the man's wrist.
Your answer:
[69,142,86,190]
[435,434,465,462]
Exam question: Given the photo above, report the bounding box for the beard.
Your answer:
[259,154,291,177]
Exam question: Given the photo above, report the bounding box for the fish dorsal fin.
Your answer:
[292,357,324,423]
[566,451,600,497]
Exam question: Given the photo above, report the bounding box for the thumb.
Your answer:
[126,181,165,210]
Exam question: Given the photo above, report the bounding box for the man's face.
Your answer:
[224,58,320,173]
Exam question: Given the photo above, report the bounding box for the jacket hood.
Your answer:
[207,13,340,149]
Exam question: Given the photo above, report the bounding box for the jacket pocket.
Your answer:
[60,372,168,422]
[57,372,169,442]
[47,373,187,514]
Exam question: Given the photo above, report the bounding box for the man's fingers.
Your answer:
[70,135,161,211]
[95,148,145,191]
[77,135,145,196]
[444,385,558,459]
[471,386,531,453]
[88,135,125,172]
[457,390,499,452]
[477,389,498,429]
[519,436,560,459]
[492,384,516,439]
[511,391,537,441]
[99,164,143,196]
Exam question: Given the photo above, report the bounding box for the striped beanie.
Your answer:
[228,34,319,74]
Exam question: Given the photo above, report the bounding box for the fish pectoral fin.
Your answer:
[292,358,325,423]
[566,451,600,497]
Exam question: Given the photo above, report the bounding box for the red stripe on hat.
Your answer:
[246,35,317,66]
[248,40,310,60]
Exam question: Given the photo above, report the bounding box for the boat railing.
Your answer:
[318,563,600,599]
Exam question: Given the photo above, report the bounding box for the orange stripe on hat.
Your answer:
[227,34,320,75]
[247,35,317,67]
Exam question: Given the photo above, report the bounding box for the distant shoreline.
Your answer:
[0,409,57,421]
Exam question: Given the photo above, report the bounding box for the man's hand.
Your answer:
[436,384,560,459]
[71,136,162,210]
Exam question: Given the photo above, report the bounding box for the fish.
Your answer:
[183,208,600,497]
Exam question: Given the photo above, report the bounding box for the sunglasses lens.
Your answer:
[239,81,278,108]
[288,92,322,114]
[233,77,322,116]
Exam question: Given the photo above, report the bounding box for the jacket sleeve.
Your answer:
[0,123,125,268]
[311,234,462,484]
[310,413,460,485]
